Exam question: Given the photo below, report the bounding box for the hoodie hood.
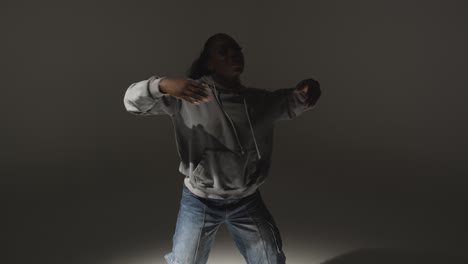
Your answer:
[198,75,245,93]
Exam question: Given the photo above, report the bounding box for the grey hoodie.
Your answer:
[123,74,318,199]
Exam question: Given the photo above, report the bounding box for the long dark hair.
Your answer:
[186,33,232,79]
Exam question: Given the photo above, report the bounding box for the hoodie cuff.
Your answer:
[148,76,168,99]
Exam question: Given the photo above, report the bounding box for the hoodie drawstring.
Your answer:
[243,97,262,160]
[208,76,262,160]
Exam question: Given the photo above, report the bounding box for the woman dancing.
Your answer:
[123,32,321,264]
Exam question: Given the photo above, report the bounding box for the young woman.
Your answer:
[123,33,321,264]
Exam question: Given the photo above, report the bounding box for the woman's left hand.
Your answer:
[294,78,321,109]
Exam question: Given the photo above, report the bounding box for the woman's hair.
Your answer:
[186,33,233,79]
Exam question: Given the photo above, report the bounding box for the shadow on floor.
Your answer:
[321,247,467,264]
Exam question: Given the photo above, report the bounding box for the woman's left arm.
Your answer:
[264,78,322,122]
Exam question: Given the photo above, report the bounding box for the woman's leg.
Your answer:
[164,183,223,264]
[225,190,287,264]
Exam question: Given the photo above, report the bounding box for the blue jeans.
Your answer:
[164,182,287,264]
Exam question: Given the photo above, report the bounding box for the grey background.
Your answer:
[2,0,467,263]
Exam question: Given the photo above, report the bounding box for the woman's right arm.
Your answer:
[123,76,212,117]
[123,76,180,116]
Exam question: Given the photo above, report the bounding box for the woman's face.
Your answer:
[207,36,244,81]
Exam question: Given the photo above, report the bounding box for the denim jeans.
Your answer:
[164,182,287,264]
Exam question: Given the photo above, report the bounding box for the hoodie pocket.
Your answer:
[193,148,259,190]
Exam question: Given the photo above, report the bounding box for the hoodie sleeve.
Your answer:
[264,84,321,122]
[123,75,181,116]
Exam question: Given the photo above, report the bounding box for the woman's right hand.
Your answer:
[159,78,214,105]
